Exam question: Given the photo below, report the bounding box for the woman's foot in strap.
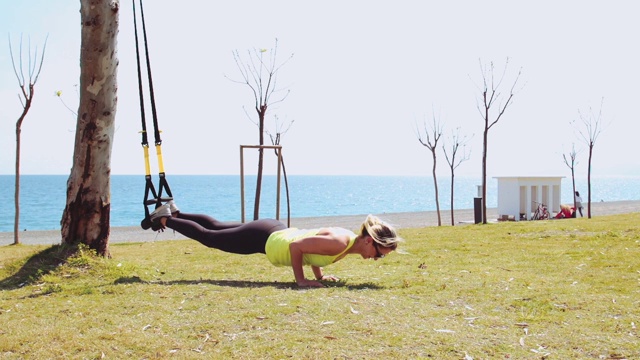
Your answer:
[149,204,172,231]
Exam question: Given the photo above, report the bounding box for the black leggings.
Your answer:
[166,213,287,254]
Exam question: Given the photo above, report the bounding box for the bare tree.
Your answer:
[474,58,522,224]
[442,127,471,226]
[562,143,579,212]
[416,112,443,226]
[9,34,48,245]
[229,39,293,220]
[574,98,606,219]
[61,0,119,256]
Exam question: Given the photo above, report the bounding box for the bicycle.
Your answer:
[531,201,549,220]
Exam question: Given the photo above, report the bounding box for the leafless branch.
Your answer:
[267,119,294,146]
[266,114,295,143]
[9,34,48,107]
[576,97,606,147]
[415,109,443,151]
[562,143,579,169]
[8,34,21,86]
[227,39,293,115]
[443,127,472,170]
[477,58,522,130]
[32,36,48,83]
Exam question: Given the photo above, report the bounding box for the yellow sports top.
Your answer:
[265,228,356,267]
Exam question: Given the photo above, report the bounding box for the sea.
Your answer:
[1,175,639,232]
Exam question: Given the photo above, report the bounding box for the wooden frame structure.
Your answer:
[239,145,283,223]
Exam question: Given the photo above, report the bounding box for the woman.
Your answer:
[146,201,402,287]
[574,191,584,217]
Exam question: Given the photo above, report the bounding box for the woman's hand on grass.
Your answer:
[319,274,339,282]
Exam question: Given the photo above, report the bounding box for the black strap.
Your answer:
[138,0,162,146]
[133,0,173,226]
[132,0,148,148]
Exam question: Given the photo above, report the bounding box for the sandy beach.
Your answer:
[2,200,639,246]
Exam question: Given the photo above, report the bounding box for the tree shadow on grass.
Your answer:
[114,276,384,290]
[0,244,78,291]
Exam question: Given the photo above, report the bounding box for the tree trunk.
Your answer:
[431,152,441,226]
[253,104,267,220]
[14,120,23,243]
[481,123,489,224]
[571,167,576,211]
[587,145,593,219]
[449,171,455,226]
[61,0,119,256]
[13,87,34,244]
[14,126,21,244]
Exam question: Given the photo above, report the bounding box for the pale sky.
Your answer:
[1,1,639,178]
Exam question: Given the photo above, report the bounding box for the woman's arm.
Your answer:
[289,233,348,287]
[311,265,324,280]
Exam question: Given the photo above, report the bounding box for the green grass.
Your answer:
[1,214,639,359]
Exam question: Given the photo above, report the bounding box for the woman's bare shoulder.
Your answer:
[317,227,356,238]
[318,227,353,235]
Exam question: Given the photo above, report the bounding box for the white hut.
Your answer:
[494,176,564,221]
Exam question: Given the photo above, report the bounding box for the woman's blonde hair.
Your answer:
[360,214,403,249]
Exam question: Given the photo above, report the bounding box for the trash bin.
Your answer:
[474,197,483,224]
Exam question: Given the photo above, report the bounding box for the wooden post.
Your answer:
[239,145,283,223]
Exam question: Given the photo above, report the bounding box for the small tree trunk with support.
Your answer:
[230,40,293,221]
[269,129,292,227]
[253,104,267,220]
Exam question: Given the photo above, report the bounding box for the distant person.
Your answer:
[144,201,403,288]
[555,204,575,219]
[575,191,584,217]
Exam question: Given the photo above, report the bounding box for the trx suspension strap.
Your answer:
[133,0,173,229]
